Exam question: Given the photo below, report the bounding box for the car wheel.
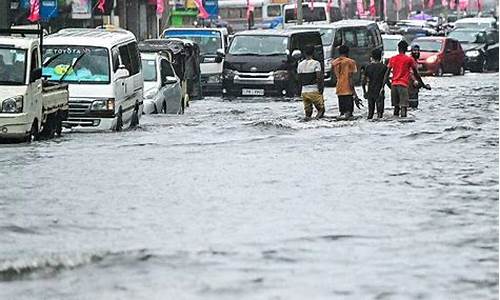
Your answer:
[435,65,444,77]
[40,114,55,139]
[161,101,167,114]
[115,110,123,132]
[25,120,39,143]
[455,65,465,76]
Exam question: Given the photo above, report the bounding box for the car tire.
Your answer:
[455,65,465,76]
[436,65,444,77]
[115,110,123,132]
[40,114,55,139]
[25,120,39,143]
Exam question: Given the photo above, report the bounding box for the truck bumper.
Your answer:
[0,113,32,139]
[63,117,116,132]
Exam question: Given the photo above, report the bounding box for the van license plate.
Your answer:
[242,89,264,96]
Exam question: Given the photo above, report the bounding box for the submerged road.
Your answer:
[0,72,498,299]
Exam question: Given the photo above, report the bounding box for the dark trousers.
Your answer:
[368,95,385,118]
[338,95,354,116]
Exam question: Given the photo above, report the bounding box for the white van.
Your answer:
[43,28,144,131]
[283,2,342,28]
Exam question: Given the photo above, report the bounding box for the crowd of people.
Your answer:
[297,41,431,120]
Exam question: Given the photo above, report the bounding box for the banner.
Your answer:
[204,0,219,19]
[441,0,448,8]
[27,0,41,22]
[41,0,59,21]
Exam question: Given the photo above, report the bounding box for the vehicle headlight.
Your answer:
[207,74,221,83]
[1,96,23,113]
[466,50,480,57]
[144,89,157,99]
[273,70,289,81]
[223,69,237,80]
[426,55,438,63]
[91,99,115,111]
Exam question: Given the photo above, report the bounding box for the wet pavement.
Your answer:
[0,72,498,299]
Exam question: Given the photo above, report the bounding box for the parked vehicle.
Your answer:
[0,27,69,142]
[382,34,405,64]
[163,28,227,95]
[141,38,202,106]
[43,28,143,132]
[411,36,465,76]
[138,46,183,115]
[448,28,499,72]
[392,19,437,42]
[222,29,323,97]
[218,0,285,31]
[282,2,342,28]
[290,21,381,84]
[454,17,498,30]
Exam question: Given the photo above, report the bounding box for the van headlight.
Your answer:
[466,50,480,57]
[273,70,289,81]
[91,99,115,111]
[426,55,438,63]
[1,96,23,113]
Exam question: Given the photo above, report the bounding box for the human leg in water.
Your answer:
[393,106,400,117]
[367,97,376,119]
[400,106,408,118]
[376,94,385,118]
[302,93,314,119]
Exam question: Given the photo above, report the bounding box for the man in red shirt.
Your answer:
[381,40,430,117]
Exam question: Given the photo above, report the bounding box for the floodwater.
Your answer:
[0,73,498,299]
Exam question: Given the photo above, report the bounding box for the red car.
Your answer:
[411,37,466,76]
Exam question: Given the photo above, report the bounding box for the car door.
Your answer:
[28,46,43,125]
[160,58,182,114]
[442,39,453,73]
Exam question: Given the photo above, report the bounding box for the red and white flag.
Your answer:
[441,0,448,8]
[157,0,164,16]
[246,0,255,20]
[194,0,209,19]
[97,0,106,13]
[27,0,40,22]
[427,0,435,9]
[369,0,376,16]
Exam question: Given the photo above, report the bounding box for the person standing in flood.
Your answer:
[408,45,431,109]
[297,45,325,119]
[332,45,360,118]
[382,40,429,118]
[362,48,388,119]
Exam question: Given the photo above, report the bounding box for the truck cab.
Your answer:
[0,29,68,142]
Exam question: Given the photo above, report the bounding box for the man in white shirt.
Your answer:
[297,45,324,119]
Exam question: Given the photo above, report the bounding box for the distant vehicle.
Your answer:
[43,27,144,132]
[454,17,498,30]
[222,29,323,97]
[163,28,228,95]
[218,0,285,31]
[138,48,183,115]
[290,20,383,84]
[382,34,405,64]
[0,28,69,142]
[393,19,437,42]
[141,38,202,108]
[448,28,499,72]
[283,2,342,28]
[411,36,465,76]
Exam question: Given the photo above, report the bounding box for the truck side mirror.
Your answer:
[30,68,42,83]
[291,49,302,60]
[215,49,225,63]
[115,65,130,80]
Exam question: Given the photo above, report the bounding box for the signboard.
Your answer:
[72,0,92,19]
[41,0,59,21]
[204,0,219,19]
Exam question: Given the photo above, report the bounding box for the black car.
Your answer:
[448,28,499,72]
[222,29,323,97]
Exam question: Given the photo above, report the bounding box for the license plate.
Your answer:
[242,89,264,96]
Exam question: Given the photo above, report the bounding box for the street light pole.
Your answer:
[297,0,303,25]
[0,0,10,29]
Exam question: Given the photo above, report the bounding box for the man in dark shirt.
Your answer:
[362,48,388,119]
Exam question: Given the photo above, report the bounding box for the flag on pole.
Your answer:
[441,0,448,8]
[326,0,333,12]
[356,0,364,15]
[27,0,40,22]
[427,0,435,9]
[309,0,315,10]
[369,0,376,16]
[157,0,164,16]
[246,0,255,20]
[97,0,106,13]
[193,0,209,19]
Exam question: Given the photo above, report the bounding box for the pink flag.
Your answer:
[477,0,482,10]
[194,0,209,19]
[408,0,412,13]
[356,0,365,15]
[369,0,376,16]
[427,0,435,9]
[246,0,255,20]
[97,0,106,13]
[27,0,40,22]
[459,0,467,10]
[327,0,332,11]
[309,0,315,10]
[157,0,164,15]
[394,0,401,11]
[441,0,448,8]
[449,0,456,9]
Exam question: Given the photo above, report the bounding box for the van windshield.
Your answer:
[0,48,26,85]
[229,35,288,56]
[164,30,222,56]
[285,6,327,23]
[42,46,110,84]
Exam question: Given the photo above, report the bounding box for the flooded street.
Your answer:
[0,72,498,299]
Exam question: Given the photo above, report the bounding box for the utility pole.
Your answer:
[380,0,385,20]
[297,0,303,25]
[0,0,10,29]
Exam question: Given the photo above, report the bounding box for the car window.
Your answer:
[267,5,281,17]
[111,47,120,72]
[356,28,370,47]
[334,30,342,47]
[343,28,356,47]
[31,48,39,71]
[127,42,141,76]
[118,44,132,73]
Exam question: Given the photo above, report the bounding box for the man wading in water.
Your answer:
[362,48,388,119]
[408,44,431,108]
[298,45,325,119]
[382,40,429,117]
[332,45,362,118]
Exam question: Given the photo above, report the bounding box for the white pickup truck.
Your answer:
[0,28,69,142]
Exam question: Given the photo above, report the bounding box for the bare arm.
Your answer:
[411,66,429,89]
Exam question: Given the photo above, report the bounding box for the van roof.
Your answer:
[164,27,228,35]
[45,28,136,48]
[455,17,496,24]
[234,29,320,37]
[284,2,329,8]
[0,36,38,49]
[290,19,376,29]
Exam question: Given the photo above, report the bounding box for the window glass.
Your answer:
[31,48,39,71]
[267,5,281,17]
[119,45,132,73]
[111,47,120,72]
[160,59,175,78]
[0,48,27,84]
[356,28,369,47]
[127,42,141,75]
[344,29,356,47]
[229,35,288,55]
[334,30,342,46]
[142,59,157,82]
[254,7,262,18]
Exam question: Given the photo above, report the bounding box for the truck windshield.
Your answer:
[142,59,157,82]
[0,48,27,85]
[229,35,288,56]
[164,30,222,56]
[285,6,327,23]
[42,46,110,84]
